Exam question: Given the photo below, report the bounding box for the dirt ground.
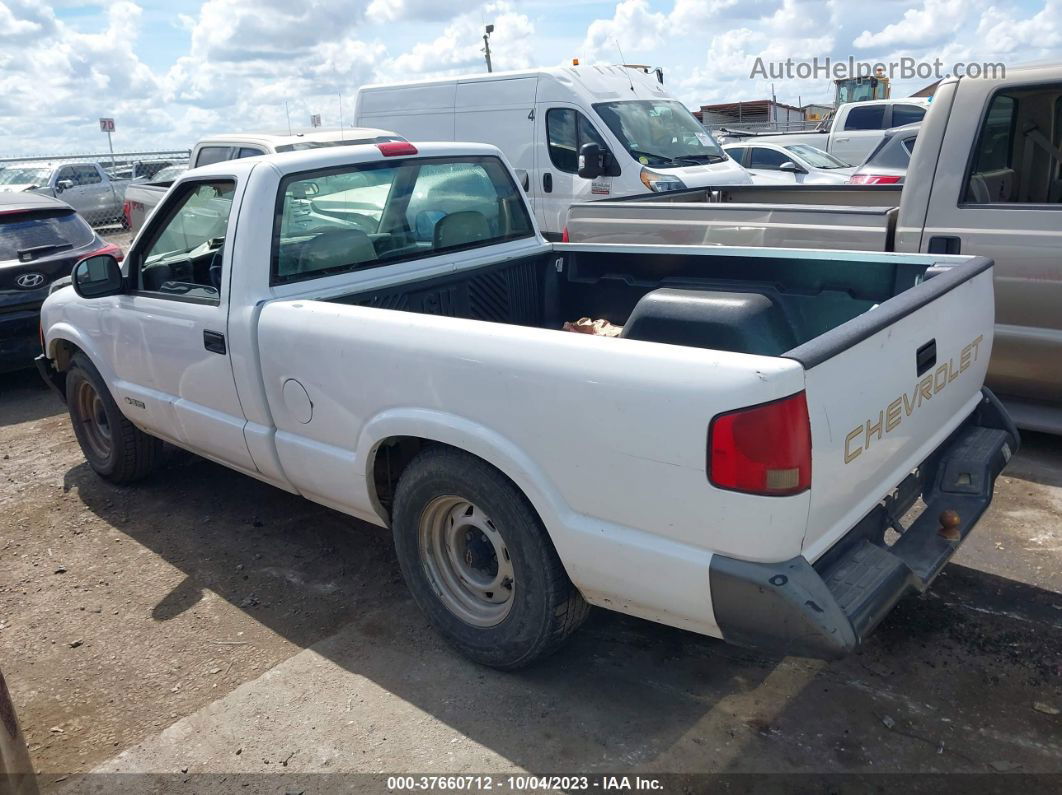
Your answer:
[1,366,1060,792]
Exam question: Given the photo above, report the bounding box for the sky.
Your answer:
[1,0,1060,156]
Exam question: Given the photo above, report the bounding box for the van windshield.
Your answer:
[593,100,727,167]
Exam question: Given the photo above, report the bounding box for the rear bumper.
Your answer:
[708,388,1018,659]
[0,309,42,372]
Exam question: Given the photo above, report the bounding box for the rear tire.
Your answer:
[392,447,589,669]
[67,353,162,484]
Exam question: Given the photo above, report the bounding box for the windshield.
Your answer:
[592,100,727,167]
[150,165,187,183]
[0,167,51,186]
[784,144,850,169]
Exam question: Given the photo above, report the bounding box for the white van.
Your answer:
[354,64,752,238]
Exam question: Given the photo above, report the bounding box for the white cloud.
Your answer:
[0,0,1061,154]
[380,2,535,79]
[854,0,973,49]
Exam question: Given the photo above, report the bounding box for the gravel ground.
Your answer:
[1,366,1060,792]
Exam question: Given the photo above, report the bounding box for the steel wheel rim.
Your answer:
[75,380,112,461]
[418,496,515,627]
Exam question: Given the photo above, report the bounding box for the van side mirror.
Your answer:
[779,161,806,174]
[56,179,74,193]
[578,142,604,179]
[72,254,124,299]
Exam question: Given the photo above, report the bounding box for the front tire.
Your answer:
[392,447,589,669]
[66,353,162,484]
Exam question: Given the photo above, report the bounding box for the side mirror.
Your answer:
[779,161,806,174]
[514,169,530,191]
[55,179,74,193]
[72,254,124,299]
[578,142,604,180]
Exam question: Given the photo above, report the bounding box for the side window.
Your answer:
[891,104,926,127]
[902,137,916,156]
[236,147,265,159]
[844,105,886,131]
[195,146,232,168]
[57,166,77,185]
[136,180,235,303]
[76,165,102,185]
[965,86,1062,205]
[725,147,747,165]
[546,108,609,173]
[749,147,790,170]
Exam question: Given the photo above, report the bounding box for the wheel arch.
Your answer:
[359,411,570,543]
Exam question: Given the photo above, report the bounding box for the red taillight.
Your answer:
[561,226,569,243]
[848,174,902,185]
[122,200,133,229]
[86,241,124,262]
[708,392,811,496]
[376,142,419,157]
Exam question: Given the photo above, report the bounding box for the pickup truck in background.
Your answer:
[121,128,404,234]
[568,65,1062,434]
[716,99,930,166]
[0,161,129,227]
[38,141,1016,668]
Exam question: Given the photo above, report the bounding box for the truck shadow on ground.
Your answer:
[0,369,64,427]
[61,448,1062,775]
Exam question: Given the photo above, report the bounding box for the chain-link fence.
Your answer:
[0,150,190,228]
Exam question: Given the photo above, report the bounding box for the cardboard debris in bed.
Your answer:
[562,317,623,337]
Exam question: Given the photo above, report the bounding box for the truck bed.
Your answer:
[329,243,930,356]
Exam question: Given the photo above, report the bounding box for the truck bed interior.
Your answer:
[330,248,937,358]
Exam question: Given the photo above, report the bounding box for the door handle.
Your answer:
[927,236,961,255]
[542,172,553,193]
[203,330,226,354]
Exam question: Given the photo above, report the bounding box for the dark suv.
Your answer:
[1,193,119,371]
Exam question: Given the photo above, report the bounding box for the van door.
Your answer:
[454,77,538,207]
[533,103,613,239]
[920,79,1062,411]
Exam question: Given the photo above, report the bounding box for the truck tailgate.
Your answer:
[790,258,997,561]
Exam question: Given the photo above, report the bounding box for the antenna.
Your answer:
[614,40,635,92]
[285,101,292,136]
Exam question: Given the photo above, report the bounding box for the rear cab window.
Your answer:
[194,146,232,168]
[271,155,534,285]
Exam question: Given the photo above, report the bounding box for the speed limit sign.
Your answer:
[99,118,115,133]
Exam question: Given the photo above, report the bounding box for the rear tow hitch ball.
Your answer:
[938,510,961,542]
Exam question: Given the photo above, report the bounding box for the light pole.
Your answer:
[483,24,494,73]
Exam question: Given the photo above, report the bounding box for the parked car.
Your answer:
[718,99,929,166]
[566,65,1062,434]
[849,123,919,185]
[354,64,753,239]
[122,129,402,235]
[0,162,129,227]
[38,141,1015,669]
[0,192,120,371]
[724,142,854,184]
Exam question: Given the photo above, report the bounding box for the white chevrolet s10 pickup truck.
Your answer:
[37,141,1018,668]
